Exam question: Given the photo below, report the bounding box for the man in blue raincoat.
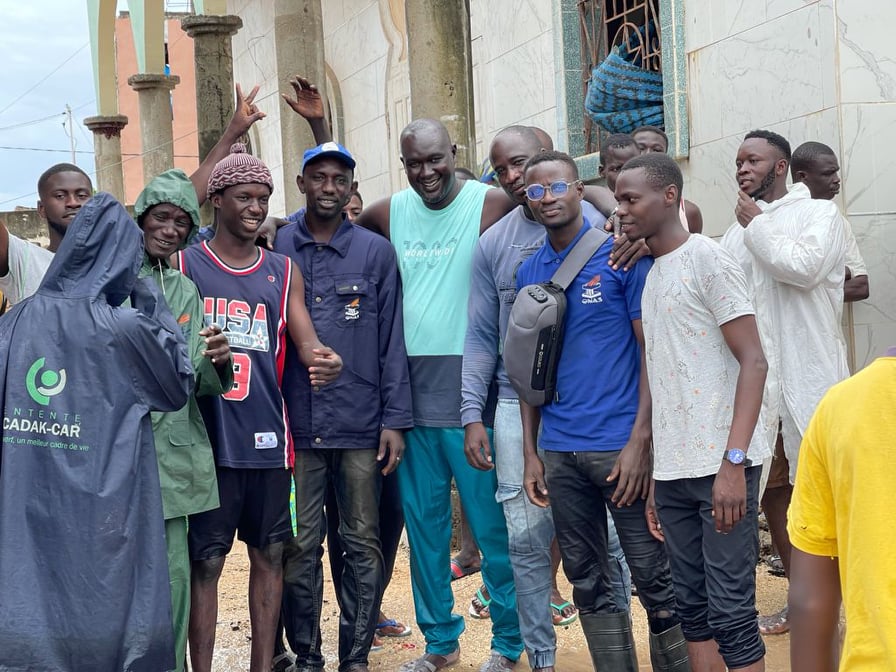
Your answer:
[0,193,194,671]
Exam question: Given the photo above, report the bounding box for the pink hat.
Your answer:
[207,143,274,196]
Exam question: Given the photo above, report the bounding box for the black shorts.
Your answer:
[188,467,293,560]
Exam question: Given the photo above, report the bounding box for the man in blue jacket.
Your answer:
[275,142,412,672]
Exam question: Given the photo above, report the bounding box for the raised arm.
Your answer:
[282,75,332,145]
[190,84,266,205]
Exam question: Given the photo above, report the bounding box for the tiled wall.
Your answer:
[680,0,896,367]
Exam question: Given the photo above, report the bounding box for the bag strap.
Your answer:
[549,226,610,290]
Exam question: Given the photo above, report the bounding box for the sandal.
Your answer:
[766,554,786,577]
[551,601,578,626]
[370,633,385,652]
[399,648,461,671]
[450,556,481,581]
[468,585,491,619]
[377,618,412,637]
[758,606,790,635]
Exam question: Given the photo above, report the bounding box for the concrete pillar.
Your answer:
[127,73,180,181]
[274,0,327,214]
[404,0,477,171]
[180,14,243,162]
[83,114,129,202]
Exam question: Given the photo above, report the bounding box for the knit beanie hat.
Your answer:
[207,143,274,196]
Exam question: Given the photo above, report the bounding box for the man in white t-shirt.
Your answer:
[615,153,770,672]
[0,163,92,305]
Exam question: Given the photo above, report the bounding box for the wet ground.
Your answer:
[211,543,792,670]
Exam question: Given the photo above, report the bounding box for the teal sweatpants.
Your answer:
[397,426,523,659]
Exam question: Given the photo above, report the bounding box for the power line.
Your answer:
[0,43,90,117]
[0,112,65,133]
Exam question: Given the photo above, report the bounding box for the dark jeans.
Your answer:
[654,466,765,669]
[327,466,404,607]
[542,449,678,628]
[281,449,384,672]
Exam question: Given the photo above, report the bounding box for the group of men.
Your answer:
[0,69,883,672]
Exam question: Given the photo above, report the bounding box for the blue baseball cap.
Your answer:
[301,141,356,172]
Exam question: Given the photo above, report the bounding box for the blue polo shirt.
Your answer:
[516,220,652,452]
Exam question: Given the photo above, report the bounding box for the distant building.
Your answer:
[115,11,198,205]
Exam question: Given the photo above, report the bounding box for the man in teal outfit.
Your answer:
[357,119,524,672]
[134,169,234,671]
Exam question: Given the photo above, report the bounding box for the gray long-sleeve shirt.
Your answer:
[460,202,605,426]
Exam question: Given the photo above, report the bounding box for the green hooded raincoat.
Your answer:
[136,169,233,519]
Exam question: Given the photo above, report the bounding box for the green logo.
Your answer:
[26,358,67,406]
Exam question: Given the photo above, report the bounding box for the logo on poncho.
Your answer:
[26,358,67,406]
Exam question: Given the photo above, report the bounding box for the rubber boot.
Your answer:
[579,611,638,672]
[648,623,691,671]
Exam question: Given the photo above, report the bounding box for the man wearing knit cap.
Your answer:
[179,144,344,672]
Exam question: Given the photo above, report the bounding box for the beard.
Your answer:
[749,167,777,201]
[47,218,68,239]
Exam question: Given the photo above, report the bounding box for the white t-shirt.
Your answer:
[642,234,771,480]
[0,233,54,305]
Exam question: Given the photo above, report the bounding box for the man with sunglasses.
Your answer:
[516,151,686,672]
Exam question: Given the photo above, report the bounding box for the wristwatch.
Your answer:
[723,448,748,466]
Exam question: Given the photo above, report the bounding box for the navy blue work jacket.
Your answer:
[275,213,413,449]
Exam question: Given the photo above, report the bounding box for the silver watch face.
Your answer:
[726,448,746,464]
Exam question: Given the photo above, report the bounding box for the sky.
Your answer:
[0,1,98,209]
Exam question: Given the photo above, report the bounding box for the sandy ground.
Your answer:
[207,541,791,671]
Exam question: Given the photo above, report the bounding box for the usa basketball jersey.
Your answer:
[179,242,293,469]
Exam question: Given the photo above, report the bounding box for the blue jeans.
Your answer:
[542,449,677,627]
[494,400,630,669]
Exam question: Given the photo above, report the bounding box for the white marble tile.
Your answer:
[325,2,390,80]
[836,1,896,104]
[339,59,385,134]
[358,171,393,204]
[848,213,896,367]
[766,0,817,23]
[684,0,715,53]
[485,31,555,131]
[712,0,766,44]
[472,0,553,62]
[688,2,829,146]
[347,115,390,181]
[840,103,896,216]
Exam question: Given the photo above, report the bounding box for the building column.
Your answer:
[275,0,327,214]
[83,114,128,202]
[404,0,477,171]
[127,73,180,182]
[180,14,243,162]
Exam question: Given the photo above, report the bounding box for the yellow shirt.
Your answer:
[789,355,896,670]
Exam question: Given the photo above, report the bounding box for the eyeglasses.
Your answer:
[524,180,581,201]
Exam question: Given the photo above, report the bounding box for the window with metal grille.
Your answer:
[578,0,662,154]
